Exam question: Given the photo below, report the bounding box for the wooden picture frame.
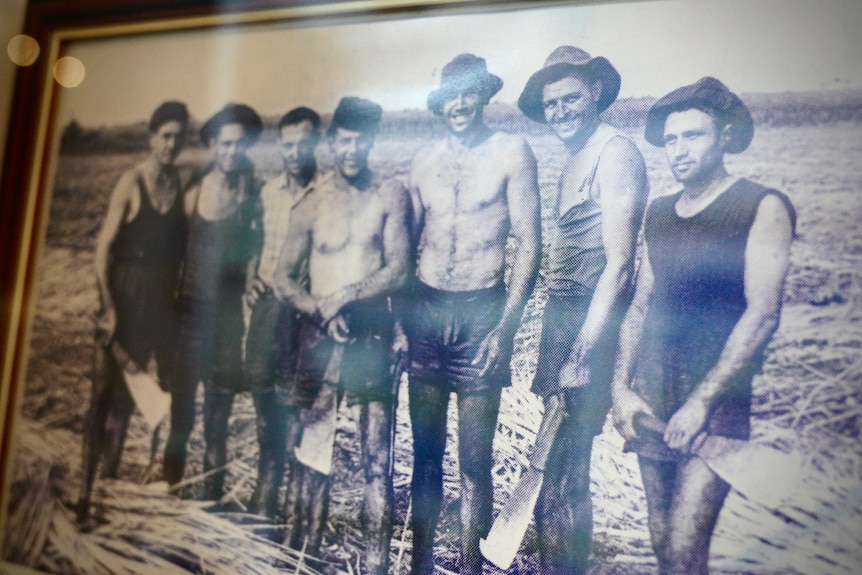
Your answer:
[1,1,860,573]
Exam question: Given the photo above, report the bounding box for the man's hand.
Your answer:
[326,314,350,343]
[109,340,141,375]
[95,307,117,347]
[472,323,511,378]
[245,277,268,309]
[318,289,352,326]
[558,342,592,390]
[612,387,656,442]
[664,396,709,453]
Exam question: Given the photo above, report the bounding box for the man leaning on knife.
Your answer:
[611,77,795,575]
[517,46,648,575]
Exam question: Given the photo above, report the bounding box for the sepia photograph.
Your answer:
[1,0,861,574]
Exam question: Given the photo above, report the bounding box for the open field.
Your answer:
[4,118,862,574]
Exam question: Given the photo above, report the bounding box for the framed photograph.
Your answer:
[1,0,860,573]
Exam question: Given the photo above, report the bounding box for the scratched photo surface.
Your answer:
[3,0,861,573]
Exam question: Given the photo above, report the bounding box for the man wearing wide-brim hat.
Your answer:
[406,53,541,575]
[162,103,263,503]
[517,46,648,575]
[611,77,795,575]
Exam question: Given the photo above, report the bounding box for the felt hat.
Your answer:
[328,96,383,135]
[200,103,263,147]
[644,77,754,153]
[518,46,621,122]
[427,53,503,115]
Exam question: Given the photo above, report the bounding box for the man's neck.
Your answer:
[337,166,372,191]
[143,155,173,180]
[447,122,493,152]
[208,166,244,193]
[285,164,316,190]
[681,163,731,202]
[562,116,601,155]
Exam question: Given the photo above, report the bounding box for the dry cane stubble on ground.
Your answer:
[3,111,862,574]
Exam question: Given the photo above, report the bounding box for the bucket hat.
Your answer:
[427,53,503,115]
[644,76,753,153]
[518,46,620,122]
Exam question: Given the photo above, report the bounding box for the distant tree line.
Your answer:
[60,90,862,155]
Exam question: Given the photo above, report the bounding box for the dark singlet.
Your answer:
[642,178,796,413]
[110,173,186,271]
[545,124,627,297]
[180,178,260,303]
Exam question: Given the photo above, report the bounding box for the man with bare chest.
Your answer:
[406,53,541,575]
[275,97,410,575]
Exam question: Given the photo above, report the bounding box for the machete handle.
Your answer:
[633,411,667,436]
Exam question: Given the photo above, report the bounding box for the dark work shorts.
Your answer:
[406,281,510,394]
[633,335,753,441]
[532,294,614,435]
[245,291,301,404]
[109,263,177,378]
[294,297,395,408]
[170,294,246,396]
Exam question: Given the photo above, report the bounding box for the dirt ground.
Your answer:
[5,121,862,574]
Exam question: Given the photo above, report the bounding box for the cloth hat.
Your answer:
[200,103,263,147]
[328,96,383,135]
[644,77,754,153]
[427,53,503,115]
[518,46,621,122]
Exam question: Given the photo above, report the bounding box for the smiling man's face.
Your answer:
[541,74,600,143]
[441,90,483,136]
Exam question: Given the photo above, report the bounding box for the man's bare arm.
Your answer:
[273,199,316,316]
[93,171,135,345]
[610,242,657,441]
[318,182,411,322]
[474,137,541,376]
[559,137,648,386]
[406,154,427,249]
[664,194,793,451]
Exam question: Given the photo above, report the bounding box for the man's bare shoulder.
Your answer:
[486,131,535,163]
[114,164,143,194]
[595,134,645,170]
[411,139,449,172]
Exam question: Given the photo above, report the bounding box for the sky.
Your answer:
[55,0,862,127]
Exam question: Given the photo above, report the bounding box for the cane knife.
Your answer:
[479,395,566,570]
[633,412,801,510]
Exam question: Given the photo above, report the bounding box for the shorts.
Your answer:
[407,281,510,394]
[294,297,395,408]
[109,263,177,377]
[245,290,301,404]
[532,294,614,435]
[633,334,754,441]
[170,294,246,396]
